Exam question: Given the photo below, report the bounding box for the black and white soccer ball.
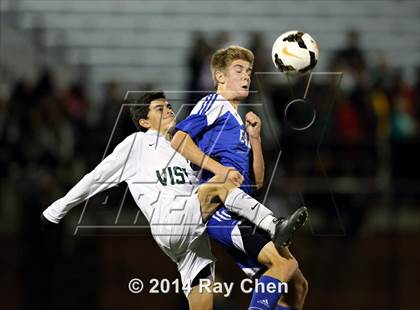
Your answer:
[272,30,319,74]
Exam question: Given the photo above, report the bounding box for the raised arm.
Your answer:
[173,95,244,186]
[42,133,139,223]
[245,112,265,190]
[171,131,243,186]
[171,130,226,175]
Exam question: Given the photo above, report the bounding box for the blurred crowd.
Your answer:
[1,31,420,237]
[0,70,134,226]
[0,70,137,310]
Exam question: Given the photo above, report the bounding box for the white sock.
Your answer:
[259,215,277,238]
[224,188,275,235]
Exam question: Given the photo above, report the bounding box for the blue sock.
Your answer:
[248,275,284,309]
[275,306,292,310]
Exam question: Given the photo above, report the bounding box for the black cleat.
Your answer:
[273,206,308,249]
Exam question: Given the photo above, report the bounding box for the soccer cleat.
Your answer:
[273,206,308,249]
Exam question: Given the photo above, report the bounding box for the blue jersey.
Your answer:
[176,93,266,278]
[176,93,253,194]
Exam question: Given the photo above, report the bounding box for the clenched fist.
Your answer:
[245,111,262,139]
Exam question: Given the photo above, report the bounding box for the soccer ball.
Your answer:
[272,30,319,74]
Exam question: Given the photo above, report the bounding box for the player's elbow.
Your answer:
[171,131,187,151]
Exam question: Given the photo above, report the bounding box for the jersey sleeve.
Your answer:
[175,93,227,139]
[42,133,141,223]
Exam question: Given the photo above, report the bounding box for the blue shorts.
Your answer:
[207,206,271,278]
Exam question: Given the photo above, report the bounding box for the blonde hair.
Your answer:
[210,45,254,88]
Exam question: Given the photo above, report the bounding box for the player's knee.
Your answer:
[268,254,298,274]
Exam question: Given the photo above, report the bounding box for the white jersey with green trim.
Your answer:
[43,129,215,295]
[43,129,197,226]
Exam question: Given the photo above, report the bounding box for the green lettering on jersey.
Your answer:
[173,166,186,184]
[156,166,189,186]
[156,169,167,186]
[167,167,175,185]
[181,168,192,185]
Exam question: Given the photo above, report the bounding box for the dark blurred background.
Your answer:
[1,1,419,309]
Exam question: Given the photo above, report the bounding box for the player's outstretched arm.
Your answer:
[42,133,139,225]
[171,130,243,186]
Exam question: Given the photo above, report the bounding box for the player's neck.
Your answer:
[217,90,240,110]
[230,100,240,110]
[148,128,173,141]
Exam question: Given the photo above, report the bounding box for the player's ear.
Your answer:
[139,118,151,129]
[215,70,225,85]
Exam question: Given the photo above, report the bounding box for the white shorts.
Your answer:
[150,193,215,296]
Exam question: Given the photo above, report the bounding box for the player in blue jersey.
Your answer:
[172,46,308,310]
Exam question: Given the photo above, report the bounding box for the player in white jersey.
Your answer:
[41,92,307,310]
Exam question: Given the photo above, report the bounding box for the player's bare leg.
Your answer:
[248,242,298,308]
[187,284,213,310]
[277,248,309,309]
[276,268,308,310]
[197,174,308,248]
[196,174,236,221]
[196,175,307,309]
[184,177,235,310]
[257,242,298,282]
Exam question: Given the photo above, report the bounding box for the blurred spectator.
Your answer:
[33,69,56,104]
[59,81,90,157]
[184,32,234,115]
[186,32,212,107]
[247,32,269,101]
[370,56,392,140]
[388,69,420,184]
[414,67,420,133]
[97,81,134,147]
[60,82,90,127]
[331,29,366,73]
[389,70,417,140]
